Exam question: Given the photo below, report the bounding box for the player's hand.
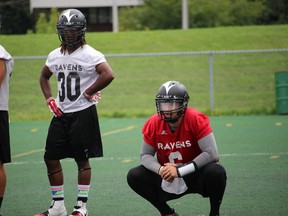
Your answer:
[84,91,101,103]
[160,163,178,182]
[47,97,62,117]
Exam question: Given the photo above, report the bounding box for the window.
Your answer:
[89,7,111,24]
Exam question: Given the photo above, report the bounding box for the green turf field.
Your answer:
[2,115,288,216]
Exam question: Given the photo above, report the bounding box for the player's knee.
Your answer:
[206,164,227,186]
[44,158,61,169]
[127,167,141,187]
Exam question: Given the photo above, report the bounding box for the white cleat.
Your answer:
[35,200,67,216]
[69,200,88,216]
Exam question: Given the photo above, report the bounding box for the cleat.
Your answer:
[69,201,88,216]
[35,200,67,216]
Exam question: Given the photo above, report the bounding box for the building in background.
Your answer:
[30,0,143,32]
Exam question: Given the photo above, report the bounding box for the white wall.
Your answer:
[30,0,143,11]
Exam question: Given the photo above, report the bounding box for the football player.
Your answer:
[127,81,226,216]
[0,14,14,216]
[35,9,114,216]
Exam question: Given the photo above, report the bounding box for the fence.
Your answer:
[14,49,288,115]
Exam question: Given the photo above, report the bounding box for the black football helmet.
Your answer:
[56,9,86,48]
[155,81,190,123]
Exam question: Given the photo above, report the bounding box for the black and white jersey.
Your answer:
[46,44,106,113]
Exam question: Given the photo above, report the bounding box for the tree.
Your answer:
[142,0,182,30]
[119,7,146,31]
[0,0,32,34]
[35,8,59,34]
[47,8,59,34]
[261,0,288,24]
[189,0,265,27]
[119,0,182,31]
[229,0,265,26]
[189,0,232,27]
[119,0,278,31]
[35,13,48,34]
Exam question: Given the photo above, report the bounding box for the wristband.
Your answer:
[177,161,197,177]
[158,166,164,175]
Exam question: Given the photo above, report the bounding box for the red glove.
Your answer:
[47,97,62,117]
[84,91,101,104]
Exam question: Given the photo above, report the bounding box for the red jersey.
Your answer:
[142,107,212,165]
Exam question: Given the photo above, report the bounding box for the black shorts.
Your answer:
[0,111,11,164]
[44,105,103,161]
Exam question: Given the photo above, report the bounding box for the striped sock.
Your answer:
[51,185,64,200]
[77,184,90,202]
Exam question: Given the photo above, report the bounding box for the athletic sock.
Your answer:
[77,184,90,203]
[51,185,64,200]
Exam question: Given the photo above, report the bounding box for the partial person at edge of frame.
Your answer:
[0,14,14,216]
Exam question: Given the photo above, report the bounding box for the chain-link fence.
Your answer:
[11,49,288,120]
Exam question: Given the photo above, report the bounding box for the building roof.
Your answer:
[30,0,143,11]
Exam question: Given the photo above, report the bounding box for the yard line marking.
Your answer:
[11,125,136,159]
[8,151,288,166]
[220,152,288,157]
[12,149,44,159]
[102,125,135,136]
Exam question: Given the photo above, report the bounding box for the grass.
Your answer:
[1,25,288,121]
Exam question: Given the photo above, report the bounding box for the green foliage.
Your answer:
[262,0,288,24]
[0,0,32,34]
[189,0,231,27]
[35,8,59,34]
[119,0,267,30]
[47,8,59,34]
[142,0,182,29]
[229,0,265,25]
[120,0,182,30]
[119,0,182,31]
[119,7,146,31]
[35,13,48,34]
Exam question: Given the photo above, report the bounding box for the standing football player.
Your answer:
[0,14,14,216]
[127,81,227,216]
[35,9,115,216]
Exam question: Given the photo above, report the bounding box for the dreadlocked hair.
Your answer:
[60,39,87,54]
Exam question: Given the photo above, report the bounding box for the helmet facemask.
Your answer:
[156,99,186,123]
[56,9,87,49]
[57,25,86,48]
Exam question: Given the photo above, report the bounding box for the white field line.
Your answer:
[11,125,136,160]
[7,152,288,166]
